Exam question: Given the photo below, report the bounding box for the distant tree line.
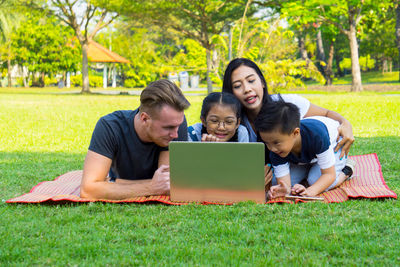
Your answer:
[1,0,399,93]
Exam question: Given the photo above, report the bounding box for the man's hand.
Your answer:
[151,164,170,195]
[201,134,221,142]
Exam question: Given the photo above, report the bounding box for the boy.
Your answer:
[254,97,355,199]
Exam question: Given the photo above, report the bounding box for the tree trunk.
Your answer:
[7,43,12,87]
[325,42,334,86]
[347,8,363,92]
[7,57,11,87]
[316,29,327,77]
[396,3,400,81]
[21,66,28,87]
[382,58,387,73]
[81,41,91,93]
[298,31,309,62]
[205,48,213,94]
[39,72,45,87]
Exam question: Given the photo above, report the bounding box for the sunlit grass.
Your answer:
[0,89,399,265]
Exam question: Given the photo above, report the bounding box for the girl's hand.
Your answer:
[201,134,221,142]
[291,184,306,195]
[335,121,355,158]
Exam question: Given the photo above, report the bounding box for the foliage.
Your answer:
[105,0,254,93]
[170,39,207,82]
[70,74,103,88]
[261,59,325,92]
[12,14,80,79]
[95,25,163,89]
[340,55,376,72]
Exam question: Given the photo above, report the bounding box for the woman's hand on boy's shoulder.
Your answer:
[201,133,222,142]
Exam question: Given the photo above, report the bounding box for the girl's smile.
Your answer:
[202,104,240,142]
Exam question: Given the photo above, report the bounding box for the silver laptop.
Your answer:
[169,142,265,203]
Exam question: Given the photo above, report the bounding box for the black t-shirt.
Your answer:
[88,109,188,180]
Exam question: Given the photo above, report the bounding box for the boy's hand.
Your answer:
[268,183,290,199]
[291,184,306,195]
[291,185,318,197]
[201,134,221,142]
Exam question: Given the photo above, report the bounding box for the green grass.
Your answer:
[0,89,399,266]
[332,71,400,85]
[305,70,400,88]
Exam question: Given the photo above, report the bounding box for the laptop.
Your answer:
[169,142,265,203]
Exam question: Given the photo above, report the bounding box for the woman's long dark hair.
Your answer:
[222,58,271,109]
[200,92,241,142]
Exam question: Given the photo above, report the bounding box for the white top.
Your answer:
[273,116,340,178]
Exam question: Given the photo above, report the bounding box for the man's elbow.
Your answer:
[80,183,97,199]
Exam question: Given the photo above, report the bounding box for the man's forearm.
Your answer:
[80,179,155,200]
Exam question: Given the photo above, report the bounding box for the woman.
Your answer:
[222,58,354,159]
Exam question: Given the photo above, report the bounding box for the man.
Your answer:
[80,79,190,200]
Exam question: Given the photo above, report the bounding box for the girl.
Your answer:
[188,92,249,142]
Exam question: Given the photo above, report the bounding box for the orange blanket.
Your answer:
[6,154,397,204]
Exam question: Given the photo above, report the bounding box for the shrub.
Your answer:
[44,76,58,86]
[124,79,136,88]
[70,75,82,87]
[340,55,375,71]
[70,74,103,88]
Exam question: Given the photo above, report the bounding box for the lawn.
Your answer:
[302,71,400,92]
[0,88,399,266]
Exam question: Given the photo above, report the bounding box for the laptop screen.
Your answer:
[169,142,265,203]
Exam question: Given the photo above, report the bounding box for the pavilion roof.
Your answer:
[88,40,130,64]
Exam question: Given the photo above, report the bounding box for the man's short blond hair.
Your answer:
[139,79,190,117]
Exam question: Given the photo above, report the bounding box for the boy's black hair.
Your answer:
[254,95,300,134]
[200,92,241,142]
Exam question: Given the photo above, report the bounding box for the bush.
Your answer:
[89,76,103,88]
[44,76,58,86]
[124,79,136,88]
[70,75,82,87]
[340,55,375,71]
[70,74,103,88]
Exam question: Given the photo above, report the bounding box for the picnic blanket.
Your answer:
[6,153,397,204]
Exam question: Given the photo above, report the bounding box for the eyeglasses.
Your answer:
[206,119,237,129]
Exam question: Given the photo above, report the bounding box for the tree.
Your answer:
[25,0,119,93]
[12,14,80,87]
[0,0,21,87]
[396,1,400,81]
[106,0,253,94]
[281,0,393,92]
